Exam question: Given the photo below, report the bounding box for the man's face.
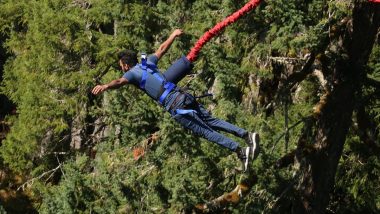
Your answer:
[119,60,130,72]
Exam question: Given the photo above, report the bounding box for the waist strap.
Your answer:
[159,82,176,105]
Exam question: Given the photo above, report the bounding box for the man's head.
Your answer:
[118,49,138,72]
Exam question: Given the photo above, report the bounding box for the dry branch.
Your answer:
[17,164,62,191]
[194,174,257,213]
[133,132,160,161]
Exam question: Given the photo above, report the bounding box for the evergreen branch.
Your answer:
[17,164,62,191]
[266,173,300,211]
[136,166,156,181]
[269,57,306,64]
[285,53,316,90]
[354,105,380,154]
[270,19,340,111]
[281,17,349,91]
[183,69,206,88]
[269,18,348,153]
[71,0,91,9]
[342,76,380,109]
[273,116,316,169]
[275,150,296,169]
[365,76,380,89]
[93,63,115,84]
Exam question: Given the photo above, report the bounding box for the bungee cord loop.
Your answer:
[186,0,263,62]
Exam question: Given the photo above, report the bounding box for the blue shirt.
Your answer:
[122,54,166,100]
[121,54,193,111]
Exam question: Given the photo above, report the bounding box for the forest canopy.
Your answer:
[0,0,379,213]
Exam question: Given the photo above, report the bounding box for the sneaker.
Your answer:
[237,147,251,172]
[246,132,260,160]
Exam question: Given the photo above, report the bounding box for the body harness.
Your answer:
[138,54,196,116]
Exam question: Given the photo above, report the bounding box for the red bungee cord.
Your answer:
[186,0,263,62]
[186,0,379,62]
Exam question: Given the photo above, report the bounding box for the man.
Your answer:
[92,29,260,171]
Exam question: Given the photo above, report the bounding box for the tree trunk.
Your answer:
[292,2,380,213]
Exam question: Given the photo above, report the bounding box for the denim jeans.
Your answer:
[165,92,248,151]
[163,56,193,84]
[161,56,247,151]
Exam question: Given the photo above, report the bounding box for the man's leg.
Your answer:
[169,93,256,171]
[196,105,248,139]
[174,112,254,171]
[195,105,260,160]
[173,111,239,152]
[163,56,193,84]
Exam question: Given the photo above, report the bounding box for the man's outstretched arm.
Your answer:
[92,77,128,95]
[155,29,183,60]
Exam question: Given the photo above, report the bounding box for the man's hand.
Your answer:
[171,29,183,38]
[92,85,108,95]
[91,78,128,95]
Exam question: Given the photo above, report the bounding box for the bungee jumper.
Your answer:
[91,30,259,171]
[92,0,263,171]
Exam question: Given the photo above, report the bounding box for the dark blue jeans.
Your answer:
[163,56,193,84]
[165,92,248,151]
[162,56,247,151]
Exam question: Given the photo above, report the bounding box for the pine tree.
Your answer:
[0,0,379,213]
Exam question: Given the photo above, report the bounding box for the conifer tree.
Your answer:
[0,0,379,213]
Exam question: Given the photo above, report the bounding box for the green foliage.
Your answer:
[0,0,378,213]
[367,44,380,131]
[331,137,380,213]
[0,205,6,214]
[38,154,133,214]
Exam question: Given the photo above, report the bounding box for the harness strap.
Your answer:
[159,82,176,104]
[173,109,196,115]
[139,53,176,105]
[139,54,149,89]
[139,64,163,89]
[139,67,148,89]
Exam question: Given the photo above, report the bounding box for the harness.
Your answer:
[139,53,176,105]
[138,54,196,116]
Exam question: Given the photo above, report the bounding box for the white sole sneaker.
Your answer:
[243,147,251,172]
[249,132,260,160]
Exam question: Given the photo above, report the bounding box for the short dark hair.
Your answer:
[118,49,138,66]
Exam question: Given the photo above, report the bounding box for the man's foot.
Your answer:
[246,132,260,160]
[236,147,251,172]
